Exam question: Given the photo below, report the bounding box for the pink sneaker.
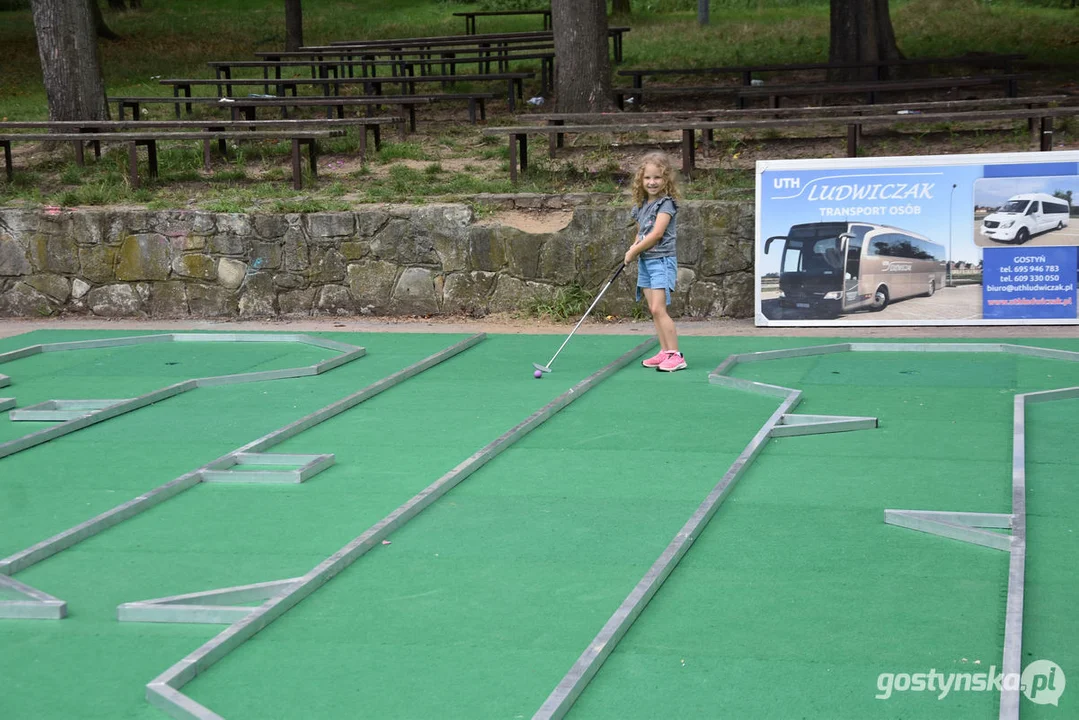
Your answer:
[658,351,687,372]
[642,350,673,368]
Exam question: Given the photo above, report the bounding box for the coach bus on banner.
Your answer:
[764,222,947,318]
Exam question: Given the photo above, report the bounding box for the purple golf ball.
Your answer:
[534,369,543,379]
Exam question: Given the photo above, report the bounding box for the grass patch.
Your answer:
[376,142,430,162]
[523,283,592,321]
[268,196,350,213]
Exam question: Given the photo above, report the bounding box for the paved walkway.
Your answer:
[2,315,1077,341]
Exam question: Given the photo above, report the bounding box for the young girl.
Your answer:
[625,151,685,372]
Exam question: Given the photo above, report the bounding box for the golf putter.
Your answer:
[533,262,627,374]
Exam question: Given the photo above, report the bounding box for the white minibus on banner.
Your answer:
[980,193,1071,244]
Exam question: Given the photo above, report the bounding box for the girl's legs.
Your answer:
[643,287,678,352]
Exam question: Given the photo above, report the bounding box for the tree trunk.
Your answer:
[828,0,903,82]
[92,1,122,41]
[552,0,613,112]
[107,0,125,9]
[285,0,303,53]
[31,0,111,121]
[611,0,631,15]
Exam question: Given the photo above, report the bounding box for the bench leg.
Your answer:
[479,99,486,121]
[507,80,516,112]
[1040,117,1053,151]
[73,140,85,167]
[359,124,368,164]
[307,139,318,178]
[681,129,695,179]
[548,120,564,158]
[146,140,158,181]
[374,124,382,151]
[847,124,860,157]
[128,142,140,189]
[2,141,11,182]
[508,134,518,183]
[291,139,303,190]
[203,140,212,171]
[468,99,477,124]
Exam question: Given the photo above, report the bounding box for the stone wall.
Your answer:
[0,196,755,319]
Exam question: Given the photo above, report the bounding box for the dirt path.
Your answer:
[1,314,1075,342]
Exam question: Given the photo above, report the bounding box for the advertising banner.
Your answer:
[755,151,1079,326]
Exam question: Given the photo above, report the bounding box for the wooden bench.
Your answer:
[210,50,555,95]
[160,71,534,111]
[0,126,345,189]
[258,30,623,68]
[616,53,1026,94]
[532,95,1069,153]
[113,94,425,125]
[213,46,552,78]
[452,9,552,34]
[484,106,1077,181]
[135,92,491,131]
[613,74,1028,109]
[112,95,414,132]
[0,117,394,167]
[318,26,630,64]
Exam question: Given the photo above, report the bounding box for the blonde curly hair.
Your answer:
[630,151,681,207]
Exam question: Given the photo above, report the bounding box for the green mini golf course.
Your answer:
[0,330,1076,720]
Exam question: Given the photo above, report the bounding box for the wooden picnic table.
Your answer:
[452,9,552,34]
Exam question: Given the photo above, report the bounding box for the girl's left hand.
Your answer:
[624,249,635,266]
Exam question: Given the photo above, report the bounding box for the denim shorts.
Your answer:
[636,256,677,305]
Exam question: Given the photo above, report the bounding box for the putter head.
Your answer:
[532,363,552,374]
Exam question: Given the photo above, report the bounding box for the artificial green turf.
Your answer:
[1020,398,1079,719]
[572,347,1079,719]
[183,334,782,719]
[2,333,1077,720]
